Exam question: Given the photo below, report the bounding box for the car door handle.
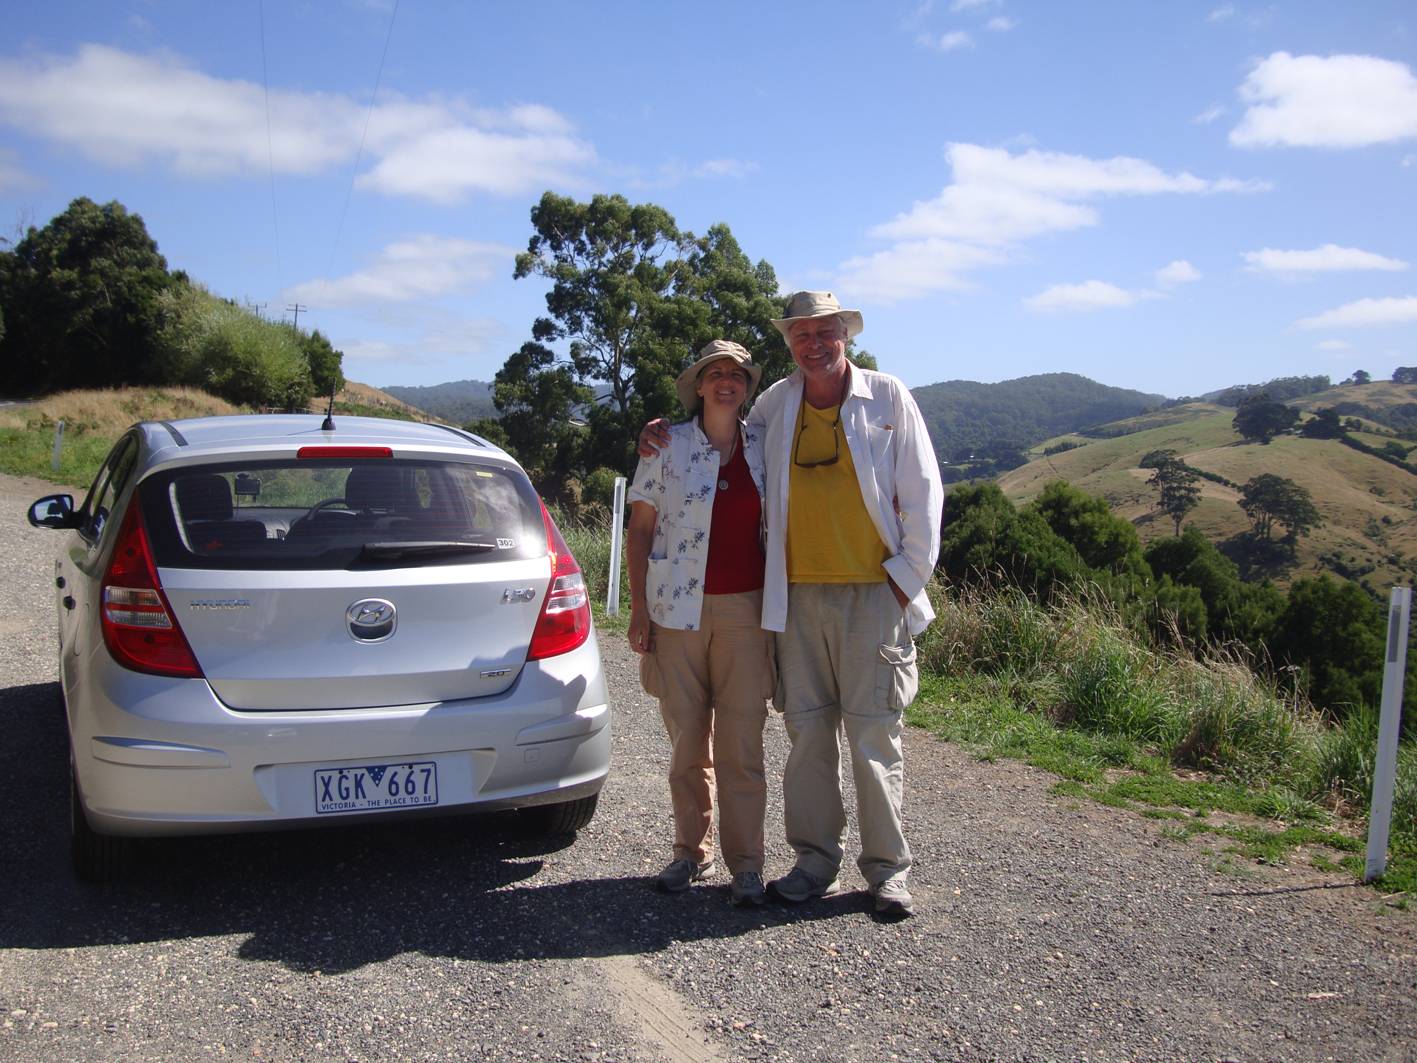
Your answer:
[63,596,76,611]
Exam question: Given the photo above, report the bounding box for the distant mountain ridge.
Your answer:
[379,379,496,423]
[910,372,1165,479]
[377,371,1165,471]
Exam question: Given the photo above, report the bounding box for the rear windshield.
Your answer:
[141,458,548,570]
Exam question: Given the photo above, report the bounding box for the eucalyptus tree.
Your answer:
[502,192,787,475]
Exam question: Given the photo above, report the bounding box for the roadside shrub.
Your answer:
[156,285,314,410]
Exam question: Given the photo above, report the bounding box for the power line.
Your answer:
[258,0,283,296]
[287,304,307,328]
[320,0,401,293]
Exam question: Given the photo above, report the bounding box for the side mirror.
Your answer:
[28,494,79,530]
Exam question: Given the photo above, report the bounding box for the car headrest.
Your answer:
[344,465,408,513]
[175,473,234,522]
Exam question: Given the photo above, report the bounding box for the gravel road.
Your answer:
[0,470,1413,1062]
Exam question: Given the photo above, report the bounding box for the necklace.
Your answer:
[716,431,737,491]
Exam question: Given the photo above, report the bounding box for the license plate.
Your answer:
[314,761,439,815]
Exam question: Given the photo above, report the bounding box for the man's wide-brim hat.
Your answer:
[675,340,762,413]
[770,290,864,341]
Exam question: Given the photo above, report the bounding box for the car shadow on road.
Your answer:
[0,679,864,974]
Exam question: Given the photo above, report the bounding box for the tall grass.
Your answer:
[563,510,1412,851]
[918,578,1411,848]
[0,387,241,487]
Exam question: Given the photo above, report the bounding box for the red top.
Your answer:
[704,442,765,595]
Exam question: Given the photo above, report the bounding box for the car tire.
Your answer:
[70,757,129,883]
[518,792,599,836]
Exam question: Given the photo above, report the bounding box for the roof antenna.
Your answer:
[320,380,337,432]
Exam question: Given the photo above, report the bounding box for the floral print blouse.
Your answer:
[627,418,766,631]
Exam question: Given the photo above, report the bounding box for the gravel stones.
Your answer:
[1,471,1414,1062]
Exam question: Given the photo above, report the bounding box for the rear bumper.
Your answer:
[65,633,611,837]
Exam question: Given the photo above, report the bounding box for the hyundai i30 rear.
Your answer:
[28,415,611,880]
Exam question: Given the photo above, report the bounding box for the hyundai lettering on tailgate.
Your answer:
[314,761,438,815]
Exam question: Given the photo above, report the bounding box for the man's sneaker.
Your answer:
[767,866,841,903]
[730,871,767,907]
[656,858,714,893]
[870,878,915,918]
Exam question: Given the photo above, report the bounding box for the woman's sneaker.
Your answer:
[730,871,767,907]
[656,858,714,893]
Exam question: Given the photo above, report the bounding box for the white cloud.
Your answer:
[1315,339,1351,351]
[835,239,1003,303]
[694,158,759,179]
[285,236,515,307]
[1156,260,1201,287]
[921,31,975,51]
[1193,105,1226,125]
[870,143,1265,246]
[358,123,594,203]
[838,142,1263,303]
[1296,296,1417,330]
[1244,244,1409,274]
[0,44,595,201]
[1025,281,1140,313]
[1207,5,1236,22]
[1405,154,1417,167]
[985,17,1017,31]
[1231,52,1417,149]
[950,0,1000,10]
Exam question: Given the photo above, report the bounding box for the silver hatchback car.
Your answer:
[28,414,611,880]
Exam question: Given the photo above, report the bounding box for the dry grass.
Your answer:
[313,380,430,419]
[0,387,243,437]
[998,399,1417,590]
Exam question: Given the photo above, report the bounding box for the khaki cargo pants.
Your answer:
[776,581,919,887]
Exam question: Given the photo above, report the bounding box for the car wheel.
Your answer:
[518,792,599,836]
[70,757,129,883]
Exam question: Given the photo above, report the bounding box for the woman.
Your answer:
[627,339,775,906]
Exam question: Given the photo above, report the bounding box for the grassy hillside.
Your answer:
[0,387,243,486]
[910,372,1165,474]
[2,383,431,489]
[999,398,1417,593]
[315,380,432,421]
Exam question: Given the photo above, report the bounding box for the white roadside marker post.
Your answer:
[51,419,65,471]
[606,476,627,616]
[1364,585,1410,883]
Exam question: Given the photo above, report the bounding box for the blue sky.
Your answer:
[2,1,1414,398]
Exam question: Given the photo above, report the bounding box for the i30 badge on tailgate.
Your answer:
[347,598,396,642]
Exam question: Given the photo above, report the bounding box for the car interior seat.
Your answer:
[175,473,269,553]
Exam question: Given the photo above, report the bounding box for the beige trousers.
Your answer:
[642,589,773,873]
[776,581,918,887]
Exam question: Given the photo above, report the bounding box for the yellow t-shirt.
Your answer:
[787,400,887,583]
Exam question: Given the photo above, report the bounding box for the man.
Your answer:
[641,292,943,918]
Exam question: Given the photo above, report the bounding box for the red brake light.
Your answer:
[100,501,203,678]
[527,502,591,660]
[297,446,393,459]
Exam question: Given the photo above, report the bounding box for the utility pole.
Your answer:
[246,300,267,319]
[286,303,307,329]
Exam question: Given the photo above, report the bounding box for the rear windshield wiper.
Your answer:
[357,540,498,561]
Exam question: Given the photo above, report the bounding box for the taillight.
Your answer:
[527,502,591,660]
[100,500,203,678]
[296,446,392,459]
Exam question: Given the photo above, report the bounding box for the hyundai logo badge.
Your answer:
[347,598,397,643]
